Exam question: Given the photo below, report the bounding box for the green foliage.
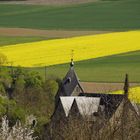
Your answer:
[0,67,12,89]
[0,83,5,96]
[0,97,7,116]
[25,71,43,88]
[0,66,59,136]
[7,100,26,125]
[0,0,139,30]
[44,80,58,100]
[14,75,25,93]
[0,96,25,124]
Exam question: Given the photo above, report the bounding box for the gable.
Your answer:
[75,97,100,117]
[71,84,83,96]
[60,97,75,117]
[68,99,81,118]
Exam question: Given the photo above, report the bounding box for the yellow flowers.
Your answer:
[0,30,140,67]
[112,86,140,103]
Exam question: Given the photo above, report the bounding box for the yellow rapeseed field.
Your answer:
[0,30,140,67]
[112,86,140,103]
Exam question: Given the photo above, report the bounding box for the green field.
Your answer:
[29,50,140,82]
[0,0,140,30]
[0,36,51,47]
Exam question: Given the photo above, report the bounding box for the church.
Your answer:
[43,60,140,140]
[52,60,140,119]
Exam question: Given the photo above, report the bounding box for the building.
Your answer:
[43,61,140,140]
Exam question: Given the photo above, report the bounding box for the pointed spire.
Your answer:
[124,74,129,97]
[70,58,74,67]
[70,50,74,67]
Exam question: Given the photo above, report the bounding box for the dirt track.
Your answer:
[0,0,98,5]
[81,82,140,93]
[0,28,110,38]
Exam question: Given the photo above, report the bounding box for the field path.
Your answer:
[0,28,110,38]
[81,82,140,93]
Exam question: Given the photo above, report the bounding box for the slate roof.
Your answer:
[130,101,140,116]
[59,96,100,117]
[55,63,84,108]
[56,64,84,96]
[80,93,125,117]
[63,66,83,96]
[73,97,100,117]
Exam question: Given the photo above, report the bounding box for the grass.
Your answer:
[0,36,50,47]
[0,0,139,30]
[30,50,140,83]
[0,30,140,67]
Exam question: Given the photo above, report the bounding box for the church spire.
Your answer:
[70,58,74,67]
[124,74,129,97]
[70,50,74,67]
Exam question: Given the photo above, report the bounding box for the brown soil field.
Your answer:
[0,0,98,5]
[0,27,111,38]
[80,82,140,93]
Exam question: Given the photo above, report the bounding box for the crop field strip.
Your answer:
[0,0,139,30]
[0,31,140,67]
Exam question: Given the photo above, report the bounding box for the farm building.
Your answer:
[43,60,140,140]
